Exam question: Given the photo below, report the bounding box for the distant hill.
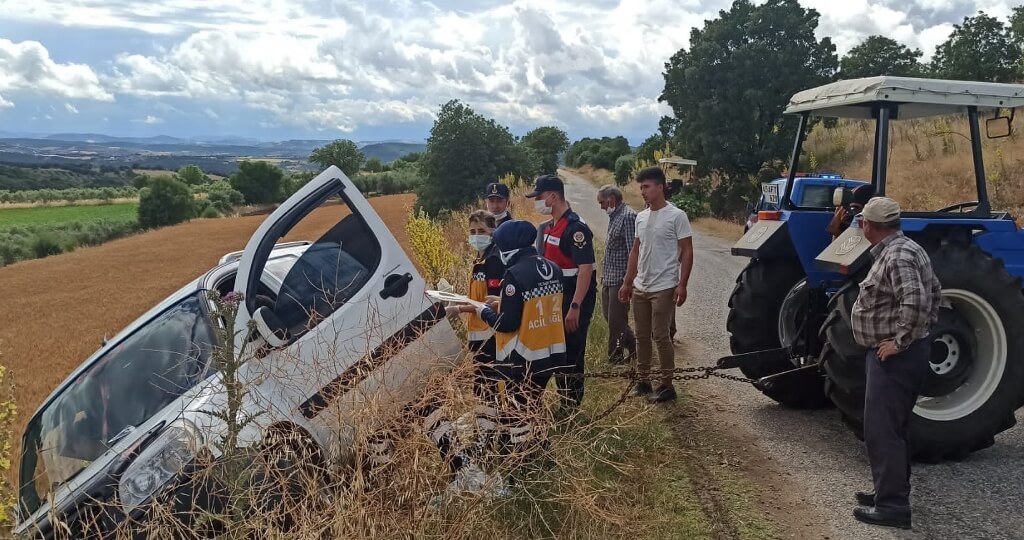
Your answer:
[360,142,426,163]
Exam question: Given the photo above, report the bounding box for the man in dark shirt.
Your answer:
[485,182,513,226]
[528,174,597,411]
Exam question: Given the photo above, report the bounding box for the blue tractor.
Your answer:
[723,76,1024,462]
[743,173,869,233]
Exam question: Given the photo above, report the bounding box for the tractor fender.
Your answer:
[814,226,872,276]
[732,219,798,259]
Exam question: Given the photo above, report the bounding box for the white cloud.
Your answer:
[0,1,1019,138]
[0,39,113,106]
[138,115,163,124]
[0,95,12,108]
[64,103,78,114]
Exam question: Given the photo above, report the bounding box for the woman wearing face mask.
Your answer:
[446,210,506,395]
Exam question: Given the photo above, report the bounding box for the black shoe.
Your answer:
[649,385,677,403]
[628,383,653,397]
[853,507,911,530]
[855,491,875,506]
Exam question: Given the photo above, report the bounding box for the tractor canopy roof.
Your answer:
[657,156,697,166]
[784,76,1024,119]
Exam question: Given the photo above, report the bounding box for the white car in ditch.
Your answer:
[15,166,462,539]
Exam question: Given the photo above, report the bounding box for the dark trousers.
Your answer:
[556,280,597,408]
[601,284,636,359]
[864,338,931,511]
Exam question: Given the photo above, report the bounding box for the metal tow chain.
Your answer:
[558,365,759,423]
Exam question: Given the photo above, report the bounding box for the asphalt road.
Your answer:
[559,168,1024,540]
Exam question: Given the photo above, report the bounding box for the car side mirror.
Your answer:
[253,307,289,348]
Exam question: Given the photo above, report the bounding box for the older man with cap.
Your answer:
[850,197,941,530]
[485,182,513,226]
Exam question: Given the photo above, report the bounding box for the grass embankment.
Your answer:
[423,183,777,538]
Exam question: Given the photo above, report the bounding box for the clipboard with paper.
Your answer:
[424,290,488,309]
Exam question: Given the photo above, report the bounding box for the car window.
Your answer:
[273,203,381,337]
[800,185,834,208]
[19,294,215,517]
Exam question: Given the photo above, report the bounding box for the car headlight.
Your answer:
[119,420,203,512]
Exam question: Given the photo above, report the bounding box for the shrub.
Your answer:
[200,205,221,219]
[405,208,459,287]
[614,154,635,186]
[378,174,400,195]
[230,161,284,204]
[31,233,64,258]
[138,177,195,229]
[206,181,245,214]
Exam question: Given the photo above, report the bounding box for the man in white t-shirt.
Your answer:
[618,166,694,403]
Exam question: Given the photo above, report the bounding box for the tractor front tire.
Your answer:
[727,258,830,408]
[821,242,1024,462]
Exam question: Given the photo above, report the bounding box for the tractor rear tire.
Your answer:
[727,258,830,408]
[820,242,1024,462]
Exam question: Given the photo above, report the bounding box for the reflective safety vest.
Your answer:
[493,255,567,366]
[467,246,504,345]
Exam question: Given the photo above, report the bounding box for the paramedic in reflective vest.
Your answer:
[528,174,597,410]
[485,182,514,226]
[475,220,567,447]
[446,210,506,395]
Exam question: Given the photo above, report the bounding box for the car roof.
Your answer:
[785,76,1024,119]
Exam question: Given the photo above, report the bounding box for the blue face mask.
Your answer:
[469,234,491,252]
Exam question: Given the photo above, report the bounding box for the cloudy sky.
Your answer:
[0,0,1017,143]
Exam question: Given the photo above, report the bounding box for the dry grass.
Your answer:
[804,116,1024,222]
[692,218,745,241]
[0,193,416,484]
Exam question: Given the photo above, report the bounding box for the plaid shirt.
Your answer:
[851,232,942,350]
[601,204,637,286]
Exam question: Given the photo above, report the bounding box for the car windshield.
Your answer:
[18,293,216,517]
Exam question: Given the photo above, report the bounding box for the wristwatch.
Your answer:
[570,302,580,310]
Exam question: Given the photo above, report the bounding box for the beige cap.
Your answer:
[862,196,900,223]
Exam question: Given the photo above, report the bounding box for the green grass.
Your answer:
[0,203,138,229]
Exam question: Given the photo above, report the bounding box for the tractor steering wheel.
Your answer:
[936,201,980,214]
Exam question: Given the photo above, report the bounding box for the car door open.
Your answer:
[229,166,458,454]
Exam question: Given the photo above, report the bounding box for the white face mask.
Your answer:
[468,234,491,252]
[605,205,617,215]
[494,210,508,221]
[534,197,552,215]
[499,248,520,265]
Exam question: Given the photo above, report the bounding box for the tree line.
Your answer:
[644,0,1024,219]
